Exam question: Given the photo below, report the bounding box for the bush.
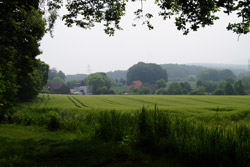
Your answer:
[47,111,60,131]
[95,110,135,141]
[224,82,235,95]
[189,86,205,95]
[234,80,246,95]
[213,88,224,95]
[155,79,166,89]
[180,82,192,94]
[139,86,151,95]
[40,87,51,94]
[168,82,183,95]
[156,88,168,95]
[130,87,140,94]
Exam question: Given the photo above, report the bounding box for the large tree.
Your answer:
[127,62,168,85]
[66,79,78,89]
[0,0,47,114]
[17,60,49,101]
[224,82,235,95]
[168,82,183,95]
[234,80,246,95]
[156,79,167,89]
[48,68,66,82]
[87,72,113,94]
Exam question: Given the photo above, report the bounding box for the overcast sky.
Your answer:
[39,1,250,75]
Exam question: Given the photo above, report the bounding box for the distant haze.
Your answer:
[39,1,250,75]
[65,63,250,82]
[188,63,248,70]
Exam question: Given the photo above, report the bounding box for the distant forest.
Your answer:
[66,74,88,82]
[65,63,249,82]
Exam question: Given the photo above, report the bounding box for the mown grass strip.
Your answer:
[71,96,88,107]
[121,96,156,106]
[97,97,123,105]
[32,94,250,111]
[67,96,81,108]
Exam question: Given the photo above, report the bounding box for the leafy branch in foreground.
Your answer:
[45,0,250,36]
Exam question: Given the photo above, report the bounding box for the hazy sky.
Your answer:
[39,1,250,75]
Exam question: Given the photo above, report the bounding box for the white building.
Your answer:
[74,86,88,95]
[72,79,92,95]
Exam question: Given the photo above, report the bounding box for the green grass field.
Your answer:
[18,94,250,125]
[20,94,250,110]
[2,94,250,167]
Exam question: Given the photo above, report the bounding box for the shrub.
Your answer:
[224,82,235,95]
[213,88,224,95]
[47,111,60,131]
[168,82,183,95]
[234,80,246,95]
[156,88,168,95]
[40,87,51,94]
[155,79,166,89]
[139,86,151,95]
[189,86,205,95]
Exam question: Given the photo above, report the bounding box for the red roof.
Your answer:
[126,80,142,92]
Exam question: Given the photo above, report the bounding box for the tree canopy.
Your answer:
[48,68,66,82]
[66,79,78,89]
[44,0,250,36]
[156,79,167,89]
[168,82,183,95]
[0,0,47,114]
[127,62,168,85]
[197,69,236,81]
[87,72,113,94]
[234,80,246,95]
[224,82,235,95]
[17,60,49,101]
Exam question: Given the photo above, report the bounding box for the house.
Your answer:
[45,82,70,94]
[126,80,142,92]
[73,78,91,95]
[126,80,156,93]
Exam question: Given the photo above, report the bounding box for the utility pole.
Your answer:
[87,64,91,75]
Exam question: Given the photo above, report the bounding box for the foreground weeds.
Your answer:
[3,106,250,167]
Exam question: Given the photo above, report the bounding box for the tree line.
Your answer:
[62,62,250,95]
[81,63,248,82]
[132,68,249,95]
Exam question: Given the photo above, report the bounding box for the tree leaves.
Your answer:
[87,72,113,94]
[0,1,48,111]
[127,62,168,85]
[47,0,250,35]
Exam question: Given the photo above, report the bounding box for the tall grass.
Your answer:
[0,136,36,167]
[7,105,250,167]
[137,107,250,167]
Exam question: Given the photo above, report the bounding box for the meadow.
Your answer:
[21,94,250,110]
[18,94,250,125]
[1,94,250,167]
